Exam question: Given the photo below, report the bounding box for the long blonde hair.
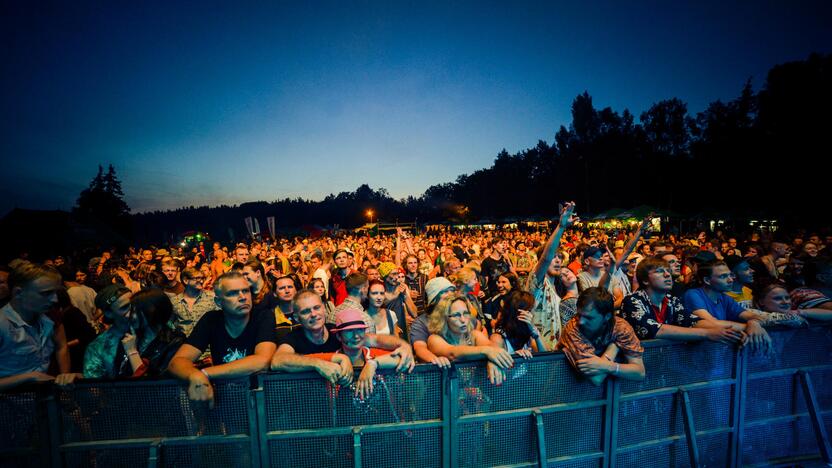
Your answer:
[428,292,476,345]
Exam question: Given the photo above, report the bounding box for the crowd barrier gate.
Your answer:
[1,324,830,468]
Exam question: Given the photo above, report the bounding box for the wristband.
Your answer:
[127,351,139,357]
[200,368,210,380]
[614,363,620,376]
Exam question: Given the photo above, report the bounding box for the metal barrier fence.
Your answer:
[1,325,830,468]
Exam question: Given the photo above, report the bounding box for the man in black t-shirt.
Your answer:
[480,237,513,299]
[271,290,415,384]
[169,271,277,408]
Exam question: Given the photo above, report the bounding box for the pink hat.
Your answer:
[333,308,368,333]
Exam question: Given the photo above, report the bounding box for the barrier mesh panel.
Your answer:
[265,371,441,431]
[698,432,731,468]
[63,447,149,468]
[619,341,734,395]
[745,374,804,422]
[615,439,689,468]
[162,442,252,467]
[618,393,682,446]
[57,379,250,442]
[747,326,832,373]
[543,406,603,459]
[741,415,819,464]
[455,357,604,417]
[618,385,732,447]
[269,435,351,468]
[0,391,39,450]
[688,385,732,431]
[361,427,442,468]
[809,368,832,410]
[548,459,602,468]
[457,416,536,467]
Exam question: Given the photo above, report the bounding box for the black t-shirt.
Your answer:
[186,309,277,365]
[480,255,511,298]
[277,323,341,355]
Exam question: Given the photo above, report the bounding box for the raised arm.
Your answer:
[531,202,577,284]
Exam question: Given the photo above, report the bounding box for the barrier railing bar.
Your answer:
[0,448,40,456]
[264,420,444,439]
[253,375,270,468]
[618,378,736,401]
[352,427,362,468]
[743,409,832,428]
[455,399,607,423]
[147,439,160,468]
[679,389,700,468]
[616,426,735,454]
[747,363,832,380]
[57,434,251,450]
[547,451,605,464]
[797,370,832,464]
[606,377,620,468]
[733,347,748,468]
[532,409,546,468]
[742,453,829,468]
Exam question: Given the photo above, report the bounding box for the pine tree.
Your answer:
[74,164,131,234]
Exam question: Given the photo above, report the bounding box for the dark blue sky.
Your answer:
[2,1,830,214]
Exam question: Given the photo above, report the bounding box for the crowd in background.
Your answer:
[2,202,831,404]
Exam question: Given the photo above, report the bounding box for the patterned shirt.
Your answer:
[620,290,699,340]
[171,290,217,337]
[526,274,561,350]
[83,327,154,379]
[0,303,55,377]
[556,316,643,369]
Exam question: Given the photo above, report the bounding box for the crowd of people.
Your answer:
[2,202,831,406]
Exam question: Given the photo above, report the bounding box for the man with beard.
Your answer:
[556,287,645,386]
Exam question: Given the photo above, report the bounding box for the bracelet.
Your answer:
[200,368,210,380]
[127,351,139,357]
[602,354,614,362]
[613,363,620,376]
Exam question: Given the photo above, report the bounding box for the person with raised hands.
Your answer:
[526,201,579,348]
[490,290,547,358]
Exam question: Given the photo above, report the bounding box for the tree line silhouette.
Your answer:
[121,53,829,243]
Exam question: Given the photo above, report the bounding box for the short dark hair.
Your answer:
[697,260,728,285]
[636,257,670,288]
[345,272,369,294]
[577,287,614,317]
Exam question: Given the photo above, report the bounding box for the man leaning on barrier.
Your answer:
[168,271,277,408]
[0,262,64,390]
[270,290,414,384]
[557,287,646,386]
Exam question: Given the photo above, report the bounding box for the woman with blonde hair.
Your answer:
[427,292,514,385]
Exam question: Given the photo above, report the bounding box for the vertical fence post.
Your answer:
[447,366,459,468]
[250,374,265,468]
[147,439,161,468]
[533,409,547,468]
[604,375,620,468]
[352,427,362,468]
[46,389,62,468]
[797,370,832,464]
[732,346,747,468]
[441,367,451,468]
[679,389,700,468]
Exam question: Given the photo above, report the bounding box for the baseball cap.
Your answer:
[94,284,131,311]
[691,251,717,265]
